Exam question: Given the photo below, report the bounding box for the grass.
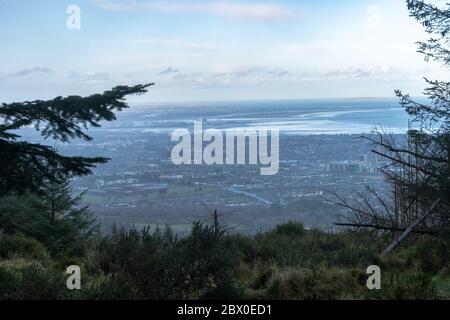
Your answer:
[1,221,449,300]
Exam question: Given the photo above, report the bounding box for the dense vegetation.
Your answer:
[0,216,449,300]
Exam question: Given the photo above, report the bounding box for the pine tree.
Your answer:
[0,84,153,195]
[0,176,97,254]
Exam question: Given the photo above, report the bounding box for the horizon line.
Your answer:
[129,95,426,106]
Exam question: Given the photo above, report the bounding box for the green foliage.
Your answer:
[264,267,366,300]
[407,0,450,66]
[228,225,376,268]
[0,264,70,300]
[274,221,306,237]
[15,264,69,300]
[0,84,153,195]
[0,234,49,261]
[182,222,243,299]
[0,266,21,299]
[0,221,447,300]
[391,0,449,231]
[404,239,449,274]
[95,226,179,299]
[432,268,450,298]
[0,177,97,255]
[94,222,241,299]
[336,0,449,241]
[370,269,437,300]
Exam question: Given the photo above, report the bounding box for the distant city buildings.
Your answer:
[326,154,380,174]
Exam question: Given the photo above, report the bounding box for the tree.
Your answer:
[0,175,98,255]
[333,1,449,238]
[0,84,153,195]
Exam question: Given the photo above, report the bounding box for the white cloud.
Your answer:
[93,0,296,22]
[160,65,399,89]
[129,38,224,50]
[0,67,53,80]
[92,0,138,12]
[320,66,394,80]
[157,67,179,75]
[67,71,111,83]
[267,67,289,77]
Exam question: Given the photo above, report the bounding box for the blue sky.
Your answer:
[0,0,445,102]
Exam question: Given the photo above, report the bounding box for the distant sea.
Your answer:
[98,98,411,135]
[17,98,413,140]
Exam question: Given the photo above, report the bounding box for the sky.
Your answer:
[0,0,447,103]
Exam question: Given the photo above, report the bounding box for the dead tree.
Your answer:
[329,1,449,251]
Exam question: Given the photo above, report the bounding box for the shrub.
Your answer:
[15,264,69,300]
[369,269,437,300]
[265,267,365,300]
[95,222,241,299]
[176,222,241,299]
[223,234,257,263]
[251,225,375,268]
[0,266,21,299]
[432,268,450,299]
[0,264,70,300]
[0,234,49,261]
[405,239,449,274]
[274,222,306,237]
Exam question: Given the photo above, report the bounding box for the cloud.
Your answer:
[160,64,402,90]
[1,67,53,80]
[213,66,289,79]
[92,0,137,12]
[174,72,205,83]
[267,67,289,77]
[320,66,393,80]
[157,67,180,75]
[156,66,293,88]
[94,0,296,22]
[130,38,224,50]
[67,71,111,82]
